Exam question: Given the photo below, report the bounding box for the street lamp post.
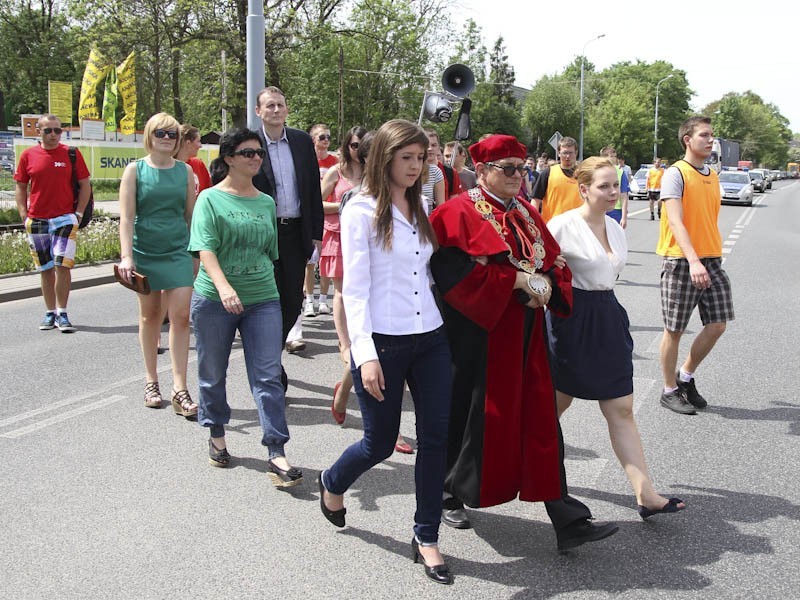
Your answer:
[653,74,674,161]
[579,33,605,161]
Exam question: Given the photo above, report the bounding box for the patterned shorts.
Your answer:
[25,214,78,270]
[660,257,734,332]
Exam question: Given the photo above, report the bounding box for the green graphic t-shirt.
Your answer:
[189,188,279,306]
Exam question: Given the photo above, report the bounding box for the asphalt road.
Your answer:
[1,180,799,599]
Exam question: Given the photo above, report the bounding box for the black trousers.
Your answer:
[544,420,592,531]
[274,222,307,345]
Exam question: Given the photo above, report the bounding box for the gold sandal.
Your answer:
[144,382,163,408]
[171,389,198,418]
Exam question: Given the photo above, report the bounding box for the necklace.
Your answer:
[469,188,546,273]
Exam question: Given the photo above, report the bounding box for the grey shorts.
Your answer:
[660,257,734,332]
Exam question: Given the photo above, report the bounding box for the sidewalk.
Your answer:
[0,200,121,303]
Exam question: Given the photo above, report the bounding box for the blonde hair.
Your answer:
[143,112,180,153]
[363,119,436,250]
[574,156,616,189]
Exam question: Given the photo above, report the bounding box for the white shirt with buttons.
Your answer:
[341,192,443,368]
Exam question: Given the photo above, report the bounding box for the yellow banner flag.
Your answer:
[116,52,137,135]
[48,81,73,126]
[78,48,111,121]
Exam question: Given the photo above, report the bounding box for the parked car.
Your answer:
[749,170,767,192]
[718,171,754,206]
[629,168,650,200]
[0,158,13,172]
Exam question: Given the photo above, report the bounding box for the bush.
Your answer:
[0,217,120,275]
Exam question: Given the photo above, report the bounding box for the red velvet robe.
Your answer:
[429,188,572,508]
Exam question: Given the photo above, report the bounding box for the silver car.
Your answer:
[629,168,650,200]
[719,171,754,206]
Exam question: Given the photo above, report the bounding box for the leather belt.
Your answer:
[277,217,302,225]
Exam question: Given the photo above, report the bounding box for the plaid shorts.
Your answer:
[660,257,734,332]
[25,214,78,271]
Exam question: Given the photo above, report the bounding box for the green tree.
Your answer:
[447,18,487,82]
[522,74,580,156]
[0,1,77,127]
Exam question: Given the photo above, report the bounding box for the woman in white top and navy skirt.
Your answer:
[318,119,454,584]
[546,156,686,520]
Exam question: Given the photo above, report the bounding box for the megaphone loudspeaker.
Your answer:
[442,64,475,98]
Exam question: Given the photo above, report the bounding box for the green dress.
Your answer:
[133,159,194,290]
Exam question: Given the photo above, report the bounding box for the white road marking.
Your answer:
[1,395,126,438]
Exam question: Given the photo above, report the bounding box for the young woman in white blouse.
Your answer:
[546,156,686,520]
[318,119,454,585]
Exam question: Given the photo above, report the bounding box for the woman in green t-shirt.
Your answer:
[188,128,302,488]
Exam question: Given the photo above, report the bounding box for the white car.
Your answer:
[718,171,754,206]
[629,168,650,200]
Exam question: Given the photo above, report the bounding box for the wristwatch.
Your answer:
[526,274,551,298]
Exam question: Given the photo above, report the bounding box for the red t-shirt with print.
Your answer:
[14,143,90,219]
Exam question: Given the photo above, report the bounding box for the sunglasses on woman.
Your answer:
[349,142,359,150]
[153,129,179,139]
[231,148,266,159]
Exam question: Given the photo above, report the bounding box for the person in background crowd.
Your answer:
[657,116,734,415]
[320,125,366,425]
[252,87,324,391]
[426,129,462,200]
[420,131,445,211]
[647,158,664,220]
[531,137,581,222]
[117,112,197,417]
[285,123,336,354]
[547,156,686,520]
[319,119,454,584]
[430,134,618,553]
[599,146,630,228]
[174,124,211,196]
[444,141,477,190]
[15,114,91,333]
[189,128,303,487]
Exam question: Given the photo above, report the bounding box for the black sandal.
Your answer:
[208,439,231,468]
[266,458,303,488]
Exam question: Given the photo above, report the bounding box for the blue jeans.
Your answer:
[323,327,452,544]
[190,293,289,458]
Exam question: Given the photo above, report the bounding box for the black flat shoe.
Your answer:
[318,472,346,527]
[556,519,619,553]
[266,459,303,488]
[638,497,686,520]
[411,537,454,585]
[208,439,231,468]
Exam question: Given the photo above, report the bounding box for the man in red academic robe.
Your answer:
[429,134,618,552]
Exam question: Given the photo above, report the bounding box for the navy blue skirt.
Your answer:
[546,288,634,400]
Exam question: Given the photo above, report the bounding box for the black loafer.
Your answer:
[318,472,346,527]
[442,497,472,529]
[556,519,619,552]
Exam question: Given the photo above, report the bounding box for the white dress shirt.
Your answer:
[547,208,627,290]
[341,193,443,367]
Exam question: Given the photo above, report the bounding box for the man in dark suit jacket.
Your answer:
[252,86,324,375]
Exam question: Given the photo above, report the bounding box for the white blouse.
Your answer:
[547,208,627,290]
[340,193,443,368]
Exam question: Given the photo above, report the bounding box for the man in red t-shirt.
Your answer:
[14,115,91,332]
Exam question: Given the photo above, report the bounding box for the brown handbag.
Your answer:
[113,265,151,295]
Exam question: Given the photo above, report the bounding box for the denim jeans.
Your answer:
[323,327,452,544]
[190,293,289,458]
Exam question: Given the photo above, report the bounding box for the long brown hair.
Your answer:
[363,119,436,250]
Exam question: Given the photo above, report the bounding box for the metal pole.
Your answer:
[578,34,605,162]
[654,74,673,161]
[221,50,228,133]
[246,0,265,130]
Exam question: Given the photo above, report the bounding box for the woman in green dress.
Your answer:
[117,112,198,417]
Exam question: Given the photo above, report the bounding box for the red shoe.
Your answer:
[394,439,414,454]
[331,382,346,425]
